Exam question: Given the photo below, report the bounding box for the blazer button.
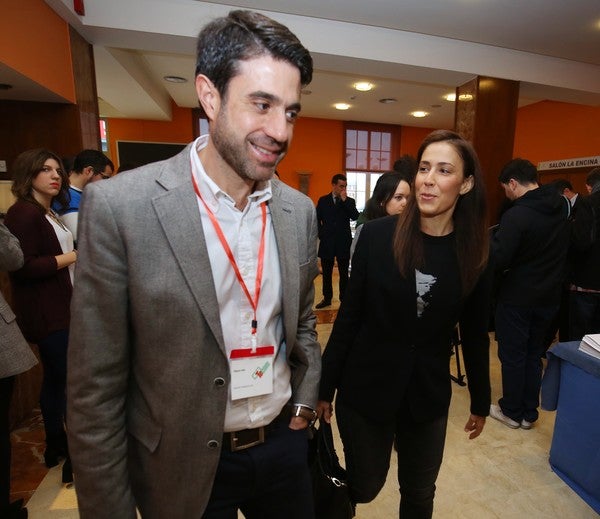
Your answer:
[214,377,225,387]
[207,439,219,449]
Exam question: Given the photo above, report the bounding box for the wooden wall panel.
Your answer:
[455,76,519,225]
[69,26,100,150]
[0,100,83,180]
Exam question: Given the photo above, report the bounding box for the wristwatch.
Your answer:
[292,404,317,426]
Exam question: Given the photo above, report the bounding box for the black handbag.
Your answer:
[308,420,355,519]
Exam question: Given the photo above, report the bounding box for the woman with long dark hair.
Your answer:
[5,149,76,480]
[350,171,411,262]
[318,130,492,517]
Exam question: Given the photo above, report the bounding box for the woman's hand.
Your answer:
[464,414,486,439]
[317,400,333,423]
[55,250,77,270]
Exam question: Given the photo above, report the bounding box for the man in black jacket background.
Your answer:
[569,167,600,340]
[490,159,570,430]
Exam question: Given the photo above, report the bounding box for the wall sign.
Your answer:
[538,155,600,171]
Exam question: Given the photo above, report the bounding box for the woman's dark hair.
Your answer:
[393,129,489,294]
[195,9,313,103]
[363,171,411,220]
[11,148,70,212]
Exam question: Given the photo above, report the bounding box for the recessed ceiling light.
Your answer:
[334,103,351,110]
[379,98,397,104]
[163,75,187,83]
[354,82,373,92]
[411,111,429,118]
[444,93,456,102]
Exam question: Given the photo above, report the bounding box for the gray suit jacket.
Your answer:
[67,145,321,518]
[0,222,37,379]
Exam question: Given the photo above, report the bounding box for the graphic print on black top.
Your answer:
[416,270,437,317]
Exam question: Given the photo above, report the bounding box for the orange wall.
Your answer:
[399,126,436,157]
[514,101,600,165]
[1,0,75,103]
[277,117,343,200]
[278,118,431,201]
[105,102,194,167]
[103,101,599,204]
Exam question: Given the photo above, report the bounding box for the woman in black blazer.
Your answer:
[318,130,492,518]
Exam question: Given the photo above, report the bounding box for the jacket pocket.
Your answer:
[0,300,16,324]
[127,406,162,453]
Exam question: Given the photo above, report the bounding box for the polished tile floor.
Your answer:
[9,267,598,517]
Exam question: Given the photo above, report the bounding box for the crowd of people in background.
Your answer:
[1,8,599,519]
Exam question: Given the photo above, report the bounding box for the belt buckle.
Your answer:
[230,427,265,451]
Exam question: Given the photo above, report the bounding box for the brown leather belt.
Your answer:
[223,427,267,451]
[222,406,290,452]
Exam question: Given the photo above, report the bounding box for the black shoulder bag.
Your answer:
[308,420,355,519]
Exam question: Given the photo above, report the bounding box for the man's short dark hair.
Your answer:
[195,10,312,102]
[498,158,538,185]
[587,167,600,188]
[331,174,347,185]
[73,149,114,175]
[553,179,573,194]
[393,155,417,180]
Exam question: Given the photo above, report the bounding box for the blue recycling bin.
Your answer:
[541,341,600,514]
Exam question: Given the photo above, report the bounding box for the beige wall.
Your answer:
[0,181,15,214]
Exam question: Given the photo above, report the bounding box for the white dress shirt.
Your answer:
[190,136,291,432]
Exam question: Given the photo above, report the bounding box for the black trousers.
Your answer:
[321,257,350,302]
[569,291,600,341]
[0,376,15,511]
[202,419,314,519]
[496,302,558,423]
[336,401,447,519]
[37,329,69,446]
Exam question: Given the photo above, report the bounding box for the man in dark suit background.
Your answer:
[315,174,359,308]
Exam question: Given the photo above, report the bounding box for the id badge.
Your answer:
[229,346,275,400]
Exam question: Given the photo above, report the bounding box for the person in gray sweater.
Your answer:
[0,221,37,519]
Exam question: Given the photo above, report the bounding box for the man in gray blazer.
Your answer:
[1,222,37,519]
[67,10,320,519]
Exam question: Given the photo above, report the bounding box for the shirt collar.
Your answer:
[190,136,272,211]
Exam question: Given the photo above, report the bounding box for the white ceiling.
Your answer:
[3,0,599,129]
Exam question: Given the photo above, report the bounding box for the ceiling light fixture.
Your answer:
[379,98,397,104]
[444,93,456,102]
[163,75,187,83]
[458,93,474,101]
[334,103,351,110]
[354,82,373,92]
[411,111,429,118]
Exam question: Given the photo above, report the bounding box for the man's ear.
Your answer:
[459,175,475,195]
[195,75,219,121]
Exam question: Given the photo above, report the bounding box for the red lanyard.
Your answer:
[191,171,267,349]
